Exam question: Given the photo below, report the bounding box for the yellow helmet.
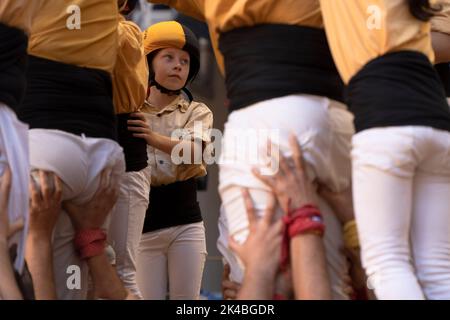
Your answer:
[143,21,200,84]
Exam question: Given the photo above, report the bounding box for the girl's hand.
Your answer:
[127,112,153,145]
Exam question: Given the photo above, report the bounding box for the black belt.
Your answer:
[219,24,344,112]
[347,51,450,133]
[0,23,28,112]
[18,55,117,141]
[142,178,202,233]
[117,113,148,172]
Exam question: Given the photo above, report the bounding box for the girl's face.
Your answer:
[152,47,190,91]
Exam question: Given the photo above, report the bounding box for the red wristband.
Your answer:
[280,204,325,271]
[74,229,107,260]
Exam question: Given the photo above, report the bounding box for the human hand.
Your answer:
[221,263,241,300]
[28,170,63,240]
[253,134,315,214]
[63,168,119,231]
[229,189,282,282]
[127,112,153,145]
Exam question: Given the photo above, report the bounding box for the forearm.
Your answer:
[237,271,274,300]
[0,241,23,300]
[147,132,201,163]
[432,32,450,64]
[87,253,127,300]
[25,235,56,300]
[291,234,331,300]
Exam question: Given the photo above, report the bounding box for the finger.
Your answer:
[289,134,307,178]
[39,170,51,205]
[132,133,149,139]
[276,150,290,177]
[131,112,146,121]
[127,119,148,127]
[251,167,274,188]
[223,289,237,300]
[0,166,12,196]
[8,218,24,238]
[98,169,109,193]
[241,188,257,227]
[222,263,231,280]
[53,174,63,202]
[267,140,283,175]
[127,126,149,133]
[0,166,11,210]
[263,194,277,225]
[29,175,42,208]
[228,236,242,256]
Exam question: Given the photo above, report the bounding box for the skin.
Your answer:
[128,47,203,163]
[26,170,62,300]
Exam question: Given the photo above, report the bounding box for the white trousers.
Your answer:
[136,222,207,300]
[29,129,125,300]
[352,126,450,300]
[217,94,355,299]
[0,103,29,273]
[109,167,151,299]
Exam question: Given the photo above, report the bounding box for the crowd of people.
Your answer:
[0,0,450,300]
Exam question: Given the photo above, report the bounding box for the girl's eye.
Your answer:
[181,59,189,65]
[165,55,173,60]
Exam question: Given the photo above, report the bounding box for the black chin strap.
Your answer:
[150,74,181,96]
[149,74,194,102]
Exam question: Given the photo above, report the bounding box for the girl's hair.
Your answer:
[408,0,442,21]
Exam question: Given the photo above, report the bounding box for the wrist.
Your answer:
[74,229,106,260]
[27,229,53,243]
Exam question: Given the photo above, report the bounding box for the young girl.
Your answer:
[320,0,450,299]
[130,21,213,299]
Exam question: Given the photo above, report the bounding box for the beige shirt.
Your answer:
[141,95,213,187]
[28,0,118,74]
[320,0,435,84]
[148,0,323,74]
[432,0,450,34]
[113,15,149,114]
[0,0,43,33]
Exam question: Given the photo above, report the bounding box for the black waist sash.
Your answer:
[347,51,450,133]
[18,55,117,140]
[142,178,202,233]
[0,23,28,112]
[219,24,344,112]
[435,63,450,97]
[117,113,148,172]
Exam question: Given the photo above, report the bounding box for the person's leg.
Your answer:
[411,129,450,299]
[218,94,352,298]
[167,222,207,300]
[108,166,151,299]
[352,127,424,300]
[136,229,169,299]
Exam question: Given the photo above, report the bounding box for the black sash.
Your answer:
[0,23,28,112]
[435,63,450,97]
[142,178,202,233]
[18,55,117,140]
[347,51,450,133]
[219,24,344,112]
[117,113,148,172]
